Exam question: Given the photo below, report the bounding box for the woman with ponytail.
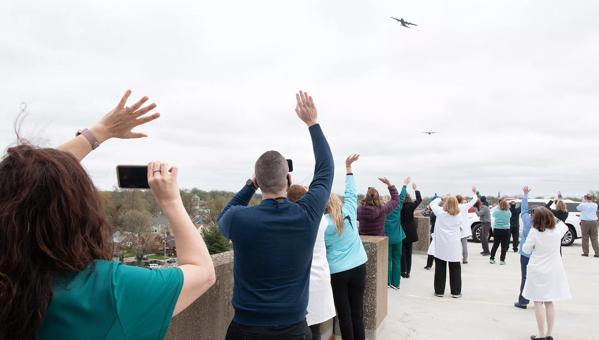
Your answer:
[0,91,215,340]
[324,154,368,340]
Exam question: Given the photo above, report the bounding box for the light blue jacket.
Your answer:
[324,174,368,274]
[519,194,532,257]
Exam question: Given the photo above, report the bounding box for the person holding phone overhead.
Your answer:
[1,91,216,340]
[217,91,334,340]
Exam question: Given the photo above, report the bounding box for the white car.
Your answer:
[468,198,582,246]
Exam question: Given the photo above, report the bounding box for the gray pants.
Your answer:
[481,222,491,253]
[580,220,599,255]
[461,237,468,262]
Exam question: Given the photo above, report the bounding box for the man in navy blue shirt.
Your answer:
[218,91,334,340]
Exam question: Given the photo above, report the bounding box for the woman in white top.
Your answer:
[523,206,571,340]
[456,194,478,264]
[287,185,336,340]
[429,187,477,298]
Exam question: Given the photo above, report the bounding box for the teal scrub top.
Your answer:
[39,260,183,340]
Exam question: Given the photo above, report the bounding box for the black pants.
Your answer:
[426,255,435,268]
[225,320,312,340]
[401,240,413,274]
[331,264,366,340]
[434,258,461,295]
[490,229,510,262]
[510,226,519,251]
[309,324,320,340]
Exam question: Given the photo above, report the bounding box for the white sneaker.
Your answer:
[500,261,506,265]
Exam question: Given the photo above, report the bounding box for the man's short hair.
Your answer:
[255,150,289,194]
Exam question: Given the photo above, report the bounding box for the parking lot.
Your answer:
[380,240,597,340]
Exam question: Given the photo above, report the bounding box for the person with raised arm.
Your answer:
[522,206,571,340]
[324,154,369,340]
[217,91,334,339]
[490,199,512,265]
[514,186,533,309]
[357,177,400,236]
[476,196,492,256]
[400,182,422,277]
[1,91,216,340]
[510,201,523,252]
[456,193,479,264]
[577,194,599,257]
[429,187,478,298]
[385,176,410,289]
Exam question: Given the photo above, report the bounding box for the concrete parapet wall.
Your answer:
[166,237,390,339]
[166,251,234,340]
[360,235,388,340]
[413,216,431,253]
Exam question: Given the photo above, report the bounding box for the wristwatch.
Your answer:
[246,179,258,190]
[76,128,100,150]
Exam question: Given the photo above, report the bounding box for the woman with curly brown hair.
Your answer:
[0,91,215,340]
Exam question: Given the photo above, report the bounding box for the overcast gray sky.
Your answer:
[1,0,598,198]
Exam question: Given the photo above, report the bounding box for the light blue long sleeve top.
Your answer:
[519,194,532,257]
[324,174,368,274]
[577,202,598,221]
[492,209,512,229]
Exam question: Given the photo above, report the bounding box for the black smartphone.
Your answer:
[287,159,293,172]
[117,165,150,189]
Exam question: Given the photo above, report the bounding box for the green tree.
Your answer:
[120,209,154,263]
[201,224,231,255]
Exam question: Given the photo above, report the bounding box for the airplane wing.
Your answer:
[390,17,401,22]
[406,21,418,26]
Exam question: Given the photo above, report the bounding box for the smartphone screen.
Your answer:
[287,159,293,172]
[117,165,150,189]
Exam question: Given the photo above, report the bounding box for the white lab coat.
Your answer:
[427,233,435,256]
[306,217,336,326]
[459,196,478,238]
[429,198,463,262]
[522,221,572,302]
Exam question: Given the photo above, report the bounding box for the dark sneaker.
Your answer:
[424,266,432,270]
[481,252,491,256]
[594,255,599,258]
[434,293,443,297]
[462,260,468,264]
[514,302,527,309]
[582,254,589,257]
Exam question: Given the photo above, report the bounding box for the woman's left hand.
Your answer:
[90,90,160,143]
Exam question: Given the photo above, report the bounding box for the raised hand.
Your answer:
[412,182,417,190]
[345,154,360,167]
[91,90,160,143]
[378,177,392,187]
[403,176,411,186]
[472,186,477,194]
[523,186,531,194]
[295,91,318,127]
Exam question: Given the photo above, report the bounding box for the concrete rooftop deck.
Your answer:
[379,240,596,340]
